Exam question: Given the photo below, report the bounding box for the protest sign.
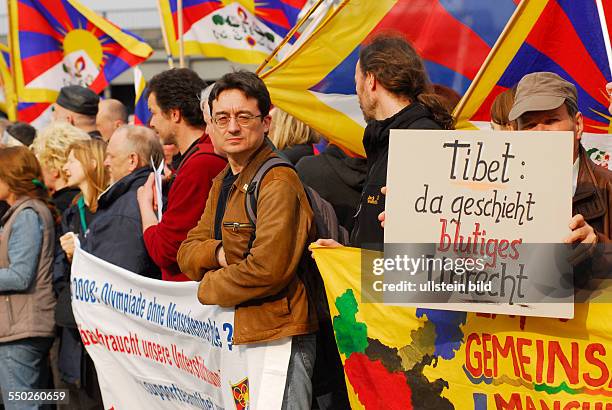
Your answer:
[382,130,574,318]
[312,245,612,410]
[71,246,291,409]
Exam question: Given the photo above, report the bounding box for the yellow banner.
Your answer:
[312,246,612,409]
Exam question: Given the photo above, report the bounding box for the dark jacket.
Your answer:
[296,144,367,231]
[88,130,103,140]
[0,201,8,220]
[82,167,160,279]
[350,103,444,250]
[178,141,317,344]
[52,187,80,215]
[573,145,612,282]
[280,143,314,165]
[53,200,96,384]
[53,201,95,327]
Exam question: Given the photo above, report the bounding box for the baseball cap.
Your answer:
[508,72,577,121]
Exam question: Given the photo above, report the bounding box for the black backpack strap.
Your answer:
[243,156,293,255]
[245,156,293,225]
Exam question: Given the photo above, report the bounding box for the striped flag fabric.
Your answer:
[455,0,612,133]
[133,66,151,126]
[261,0,518,155]
[158,0,308,64]
[8,0,153,125]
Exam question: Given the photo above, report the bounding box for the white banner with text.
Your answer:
[71,247,291,410]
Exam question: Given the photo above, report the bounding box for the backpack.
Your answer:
[245,155,351,410]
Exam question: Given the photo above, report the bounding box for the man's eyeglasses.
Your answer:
[212,113,263,128]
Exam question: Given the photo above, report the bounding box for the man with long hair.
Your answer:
[318,35,454,251]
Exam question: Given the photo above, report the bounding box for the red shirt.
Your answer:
[144,135,227,281]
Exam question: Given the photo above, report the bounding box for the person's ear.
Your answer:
[128,152,139,172]
[263,114,272,134]
[170,108,181,124]
[574,111,584,141]
[367,72,376,91]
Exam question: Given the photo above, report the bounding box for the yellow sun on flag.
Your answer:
[221,0,256,14]
[62,29,104,67]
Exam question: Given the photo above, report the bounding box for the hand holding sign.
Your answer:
[60,232,76,262]
[564,214,597,244]
[136,173,161,233]
[136,174,155,212]
[152,157,164,222]
[378,186,387,228]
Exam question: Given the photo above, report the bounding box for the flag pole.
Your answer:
[178,0,185,68]
[596,0,612,76]
[452,0,545,128]
[6,0,17,120]
[255,0,326,75]
[156,0,174,68]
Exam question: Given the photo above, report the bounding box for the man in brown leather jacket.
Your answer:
[177,71,317,409]
[509,72,612,281]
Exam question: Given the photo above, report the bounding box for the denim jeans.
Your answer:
[281,333,316,410]
[0,337,53,410]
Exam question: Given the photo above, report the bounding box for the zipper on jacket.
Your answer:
[5,296,13,325]
[218,183,236,233]
[223,222,254,232]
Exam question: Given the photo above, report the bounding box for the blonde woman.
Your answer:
[0,147,57,404]
[268,108,320,164]
[30,122,90,213]
[59,139,109,261]
[54,139,108,404]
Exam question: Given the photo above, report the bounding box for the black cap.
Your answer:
[6,122,36,147]
[56,85,99,116]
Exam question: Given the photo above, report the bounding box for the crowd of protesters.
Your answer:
[1,34,611,410]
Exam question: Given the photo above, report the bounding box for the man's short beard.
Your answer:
[360,101,376,122]
[362,111,374,122]
[160,133,177,146]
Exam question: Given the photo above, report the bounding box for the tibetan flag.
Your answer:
[17,102,52,128]
[261,0,518,156]
[8,0,154,104]
[159,0,308,64]
[0,45,48,127]
[311,245,612,409]
[133,66,151,126]
[0,43,15,118]
[455,0,612,133]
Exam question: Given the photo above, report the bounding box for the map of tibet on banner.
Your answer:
[312,246,612,410]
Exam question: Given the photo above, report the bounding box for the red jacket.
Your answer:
[144,135,227,281]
